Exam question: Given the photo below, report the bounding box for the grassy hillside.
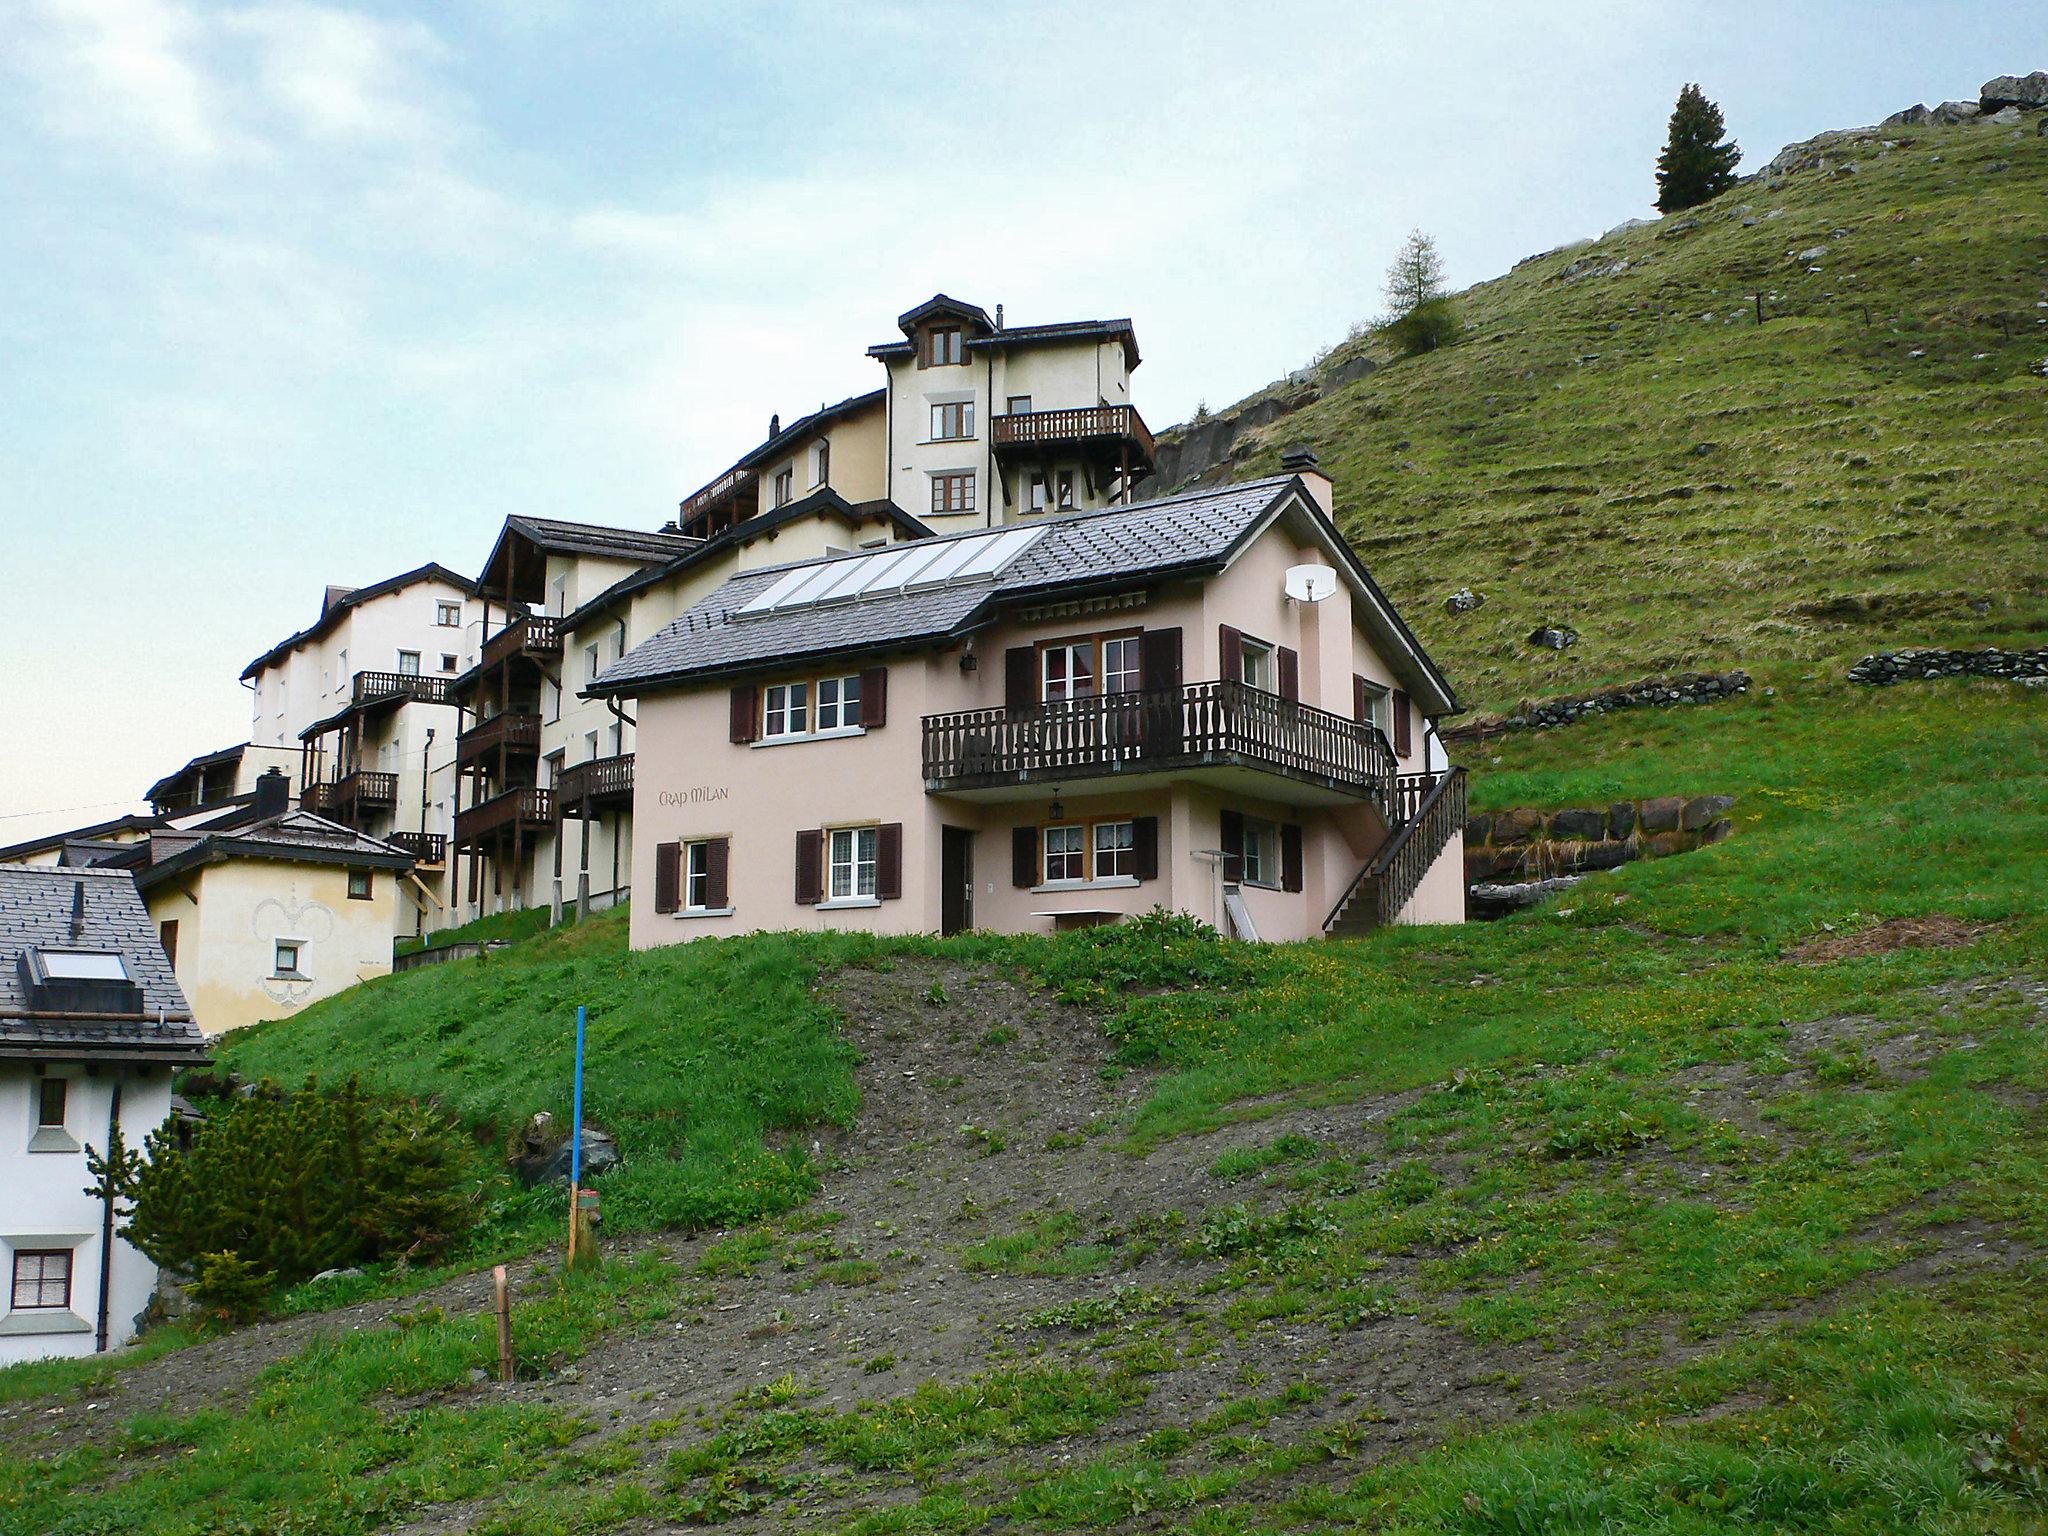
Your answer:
[4,674,2044,1533]
[1171,116,2048,709]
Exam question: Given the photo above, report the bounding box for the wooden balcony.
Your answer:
[991,404,1155,474]
[679,465,757,537]
[352,670,451,706]
[478,613,563,673]
[388,831,446,866]
[457,710,541,768]
[455,786,554,848]
[923,681,1395,808]
[556,753,634,816]
[300,770,396,822]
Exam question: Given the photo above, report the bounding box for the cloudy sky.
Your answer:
[1,0,2038,841]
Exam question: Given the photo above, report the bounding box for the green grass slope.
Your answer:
[5,675,2043,1534]
[1177,117,2048,709]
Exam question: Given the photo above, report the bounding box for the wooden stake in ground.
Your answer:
[493,1264,513,1384]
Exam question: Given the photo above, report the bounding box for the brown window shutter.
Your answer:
[1139,627,1182,692]
[1219,625,1244,684]
[794,829,824,904]
[1277,646,1299,702]
[1392,690,1412,756]
[704,837,729,910]
[1219,809,1244,883]
[729,683,759,744]
[1353,674,1368,721]
[1011,825,1038,887]
[1131,816,1159,881]
[1281,824,1304,893]
[1005,646,1036,710]
[859,666,888,728]
[654,841,682,914]
[875,823,903,899]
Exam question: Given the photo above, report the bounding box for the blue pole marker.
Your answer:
[571,1004,586,1190]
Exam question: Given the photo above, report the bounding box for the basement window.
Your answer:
[10,1250,72,1311]
[274,940,306,979]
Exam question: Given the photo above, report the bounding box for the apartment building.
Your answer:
[246,564,481,931]
[0,866,208,1362]
[594,458,1467,948]
[145,742,305,817]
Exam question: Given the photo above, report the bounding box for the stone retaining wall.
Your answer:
[1847,647,2048,685]
[1464,795,1734,884]
[1443,671,1751,747]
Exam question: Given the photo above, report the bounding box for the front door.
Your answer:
[941,827,975,936]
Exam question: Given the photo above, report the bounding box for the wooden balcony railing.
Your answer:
[388,831,446,865]
[556,753,633,815]
[1325,768,1468,932]
[679,464,757,526]
[923,681,1395,804]
[456,710,542,767]
[990,404,1155,463]
[455,786,554,847]
[479,613,563,673]
[300,783,339,815]
[352,670,451,706]
[301,771,396,820]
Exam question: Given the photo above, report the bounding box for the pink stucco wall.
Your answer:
[626,507,1460,950]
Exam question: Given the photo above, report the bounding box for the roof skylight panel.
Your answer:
[38,951,129,980]
[838,544,927,597]
[958,525,1043,577]
[736,566,818,614]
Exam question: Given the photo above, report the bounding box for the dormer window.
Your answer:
[927,326,964,366]
[20,946,142,1017]
[774,468,793,506]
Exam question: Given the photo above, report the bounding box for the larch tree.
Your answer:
[1656,84,1742,213]
[1383,229,1446,316]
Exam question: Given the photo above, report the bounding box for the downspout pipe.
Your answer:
[95,1075,123,1353]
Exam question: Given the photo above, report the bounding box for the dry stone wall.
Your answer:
[1847,647,2048,685]
[1443,671,1750,747]
[1464,795,1734,885]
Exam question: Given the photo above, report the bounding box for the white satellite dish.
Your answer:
[1284,564,1337,603]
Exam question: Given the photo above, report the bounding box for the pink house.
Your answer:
[591,457,1467,945]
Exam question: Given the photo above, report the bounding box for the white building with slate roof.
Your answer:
[0,865,208,1363]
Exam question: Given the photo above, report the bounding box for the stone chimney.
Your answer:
[1280,445,1334,516]
[768,412,780,438]
[254,767,290,819]
[994,303,1004,330]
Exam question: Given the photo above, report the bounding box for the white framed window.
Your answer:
[346,869,373,901]
[1042,642,1096,703]
[930,401,974,441]
[1241,817,1281,888]
[274,939,306,978]
[584,729,599,761]
[11,1249,71,1311]
[927,325,964,366]
[685,840,712,911]
[829,826,878,901]
[1043,824,1087,883]
[1094,820,1136,879]
[1056,470,1075,509]
[812,439,830,487]
[763,681,810,738]
[775,468,794,506]
[815,674,862,731]
[397,650,421,676]
[436,601,460,627]
[1102,636,1141,695]
[1027,474,1048,513]
[1355,681,1391,743]
[1240,638,1276,693]
[551,575,568,617]
[584,641,601,687]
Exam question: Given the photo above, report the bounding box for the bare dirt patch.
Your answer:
[1786,914,1993,964]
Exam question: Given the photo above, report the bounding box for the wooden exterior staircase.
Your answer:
[1324,768,1468,936]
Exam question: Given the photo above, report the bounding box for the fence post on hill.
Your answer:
[494,1265,513,1383]
[567,1003,590,1267]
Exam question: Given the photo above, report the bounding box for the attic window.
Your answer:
[21,948,142,1017]
[927,326,964,366]
[36,952,127,982]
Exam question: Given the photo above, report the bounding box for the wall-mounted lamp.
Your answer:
[1049,790,1065,821]
[959,638,978,674]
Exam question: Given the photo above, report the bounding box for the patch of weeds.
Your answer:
[818,1259,882,1287]
[1209,1133,1321,1180]
[978,1024,1019,1051]
[863,1354,896,1375]
[695,1230,776,1278]
[1544,1105,1664,1159]
[958,1122,1006,1156]
[1198,1201,1340,1262]
[963,1212,1118,1278]
[1025,1287,1182,1332]
[1379,1158,1442,1206]
[925,982,951,1006]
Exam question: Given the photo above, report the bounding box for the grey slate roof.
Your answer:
[593,478,1298,693]
[0,865,207,1061]
[130,811,416,893]
[592,475,1463,715]
[497,515,700,568]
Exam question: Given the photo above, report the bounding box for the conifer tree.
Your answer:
[1656,84,1741,213]
[1383,230,1446,316]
